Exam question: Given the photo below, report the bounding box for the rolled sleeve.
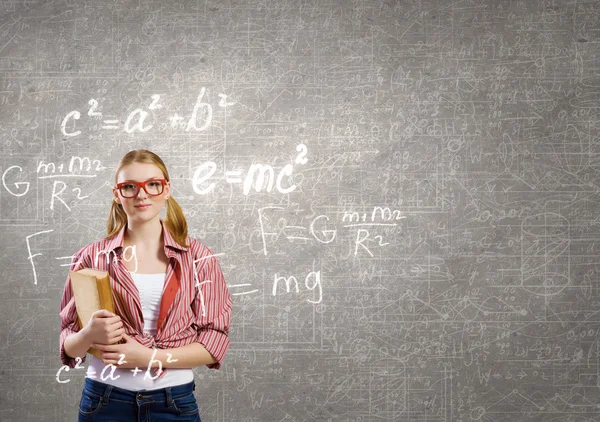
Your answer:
[59,247,90,368]
[191,248,232,370]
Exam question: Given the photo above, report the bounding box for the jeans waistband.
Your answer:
[83,377,196,406]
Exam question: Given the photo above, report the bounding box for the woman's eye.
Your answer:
[123,184,136,189]
[149,181,161,187]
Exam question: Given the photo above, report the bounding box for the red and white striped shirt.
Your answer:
[59,218,232,378]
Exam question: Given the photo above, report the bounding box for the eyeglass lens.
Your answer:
[120,180,164,197]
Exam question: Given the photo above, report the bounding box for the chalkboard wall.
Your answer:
[1,0,600,420]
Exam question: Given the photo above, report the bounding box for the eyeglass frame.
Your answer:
[113,178,169,198]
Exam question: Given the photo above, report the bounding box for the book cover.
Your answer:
[70,268,125,360]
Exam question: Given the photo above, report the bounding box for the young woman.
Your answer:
[59,149,232,421]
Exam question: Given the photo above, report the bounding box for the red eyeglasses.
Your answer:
[113,179,168,198]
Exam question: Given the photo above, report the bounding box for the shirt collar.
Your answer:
[104,218,188,253]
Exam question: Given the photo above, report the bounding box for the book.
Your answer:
[70,268,125,360]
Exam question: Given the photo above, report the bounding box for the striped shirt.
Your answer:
[59,218,232,379]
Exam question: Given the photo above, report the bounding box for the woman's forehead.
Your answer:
[117,162,164,182]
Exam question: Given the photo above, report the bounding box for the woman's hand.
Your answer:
[83,309,124,345]
[92,333,152,369]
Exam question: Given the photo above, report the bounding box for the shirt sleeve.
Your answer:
[191,247,232,370]
[59,247,91,368]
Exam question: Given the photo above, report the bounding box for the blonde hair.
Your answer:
[106,149,189,248]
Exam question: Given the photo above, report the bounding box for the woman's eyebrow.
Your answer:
[122,177,162,183]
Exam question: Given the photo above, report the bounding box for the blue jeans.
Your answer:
[78,377,201,421]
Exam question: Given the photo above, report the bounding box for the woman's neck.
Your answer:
[124,218,163,247]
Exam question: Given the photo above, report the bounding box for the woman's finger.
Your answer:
[102,352,121,362]
[108,319,124,330]
[108,328,125,343]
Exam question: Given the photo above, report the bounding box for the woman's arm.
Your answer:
[94,337,218,369]
[63,326,93,362]
[148,343,217,369]
[59,248,92,368]
[190,248,232,369]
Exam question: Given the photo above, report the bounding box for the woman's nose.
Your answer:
[136,185,149,198]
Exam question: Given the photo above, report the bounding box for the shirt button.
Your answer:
[137,393,142,400]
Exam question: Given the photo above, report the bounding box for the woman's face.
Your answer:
[112,162,171,224]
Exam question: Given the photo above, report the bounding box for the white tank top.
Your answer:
[86,272,194,391]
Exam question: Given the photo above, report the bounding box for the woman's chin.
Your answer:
[127,211,160,222]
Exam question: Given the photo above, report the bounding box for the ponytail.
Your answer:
[164,196,189,248]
